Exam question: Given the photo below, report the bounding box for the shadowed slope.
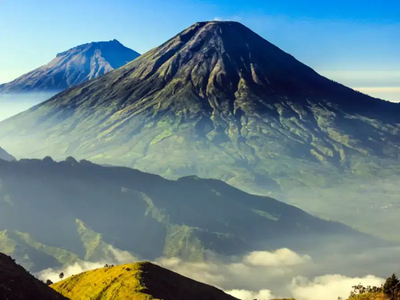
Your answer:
[52,261,238,300]
[0,252,67,300]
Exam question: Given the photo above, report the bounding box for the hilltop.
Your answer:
[0,40,139,93]
[52,261,237,300]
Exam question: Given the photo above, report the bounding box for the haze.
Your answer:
[0,2,399,300]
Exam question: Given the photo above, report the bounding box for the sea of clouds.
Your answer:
[36,244,399,300]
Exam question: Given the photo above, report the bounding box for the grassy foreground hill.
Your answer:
[52,261,237,300]
[0,158,367,272]
[0,252,67,300]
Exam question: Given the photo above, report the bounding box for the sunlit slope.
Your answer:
[52,261,237,300]
[0,252,68,300]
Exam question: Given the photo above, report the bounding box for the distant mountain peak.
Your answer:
[0,40,140,93]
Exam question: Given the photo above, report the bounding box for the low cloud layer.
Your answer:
[227,289,275,300]
[37,245,137,283]
[155,248,387,299]
[38,261,105,283]
[0,92,56,121]
[290,275,384,300]
[36,245,394,299]
[244,248,311,267]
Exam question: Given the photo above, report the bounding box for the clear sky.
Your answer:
[0,0,399,101]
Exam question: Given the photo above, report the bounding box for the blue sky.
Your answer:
[0,0,399,101]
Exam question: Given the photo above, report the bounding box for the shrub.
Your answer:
[383,274,400,300]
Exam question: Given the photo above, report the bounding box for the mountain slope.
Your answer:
[0,252,68,300]
[52,261,237,300]
[0,147,15,161]
[1,21,400,240]
[0,158,364,272]
[0,39,139,93]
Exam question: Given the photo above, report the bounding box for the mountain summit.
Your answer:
[1,21,400,240]
[0,39,139,93]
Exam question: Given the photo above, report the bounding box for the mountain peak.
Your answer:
[175,20,258,47]
[55,39,132,57]
[192,20,243,27]
[0,40,139,93]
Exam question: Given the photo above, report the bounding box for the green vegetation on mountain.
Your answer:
[0,229,79,272]
[52,261,237,300]
[0,252,67,300]
[1,21,400,241]
[0,158,364,272]
[346,274,400,300]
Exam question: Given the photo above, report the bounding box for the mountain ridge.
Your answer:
[0,157,367,272]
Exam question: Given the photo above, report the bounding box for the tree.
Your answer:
[383,274,400,300]
[59,272,64,280]
[45,279,53,286]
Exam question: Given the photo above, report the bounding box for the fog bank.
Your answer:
[36,245,400,300]
[0,92,57,121]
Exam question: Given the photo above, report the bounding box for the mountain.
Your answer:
[1,21,400,240]
[0,252,67,300]
[0,158,364,272]
[0,147,15,161]
[51,261,238,300]
[0,40,139,93]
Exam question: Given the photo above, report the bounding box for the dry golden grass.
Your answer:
[52,261,237,300]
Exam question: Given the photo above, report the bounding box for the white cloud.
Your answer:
[226,289,275,300]
[38,261,105,283]
[244,248,311,267]
[36,246,393,299]
[289,274,385,300]
[107,245,137,264]
[37,245,138,283]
